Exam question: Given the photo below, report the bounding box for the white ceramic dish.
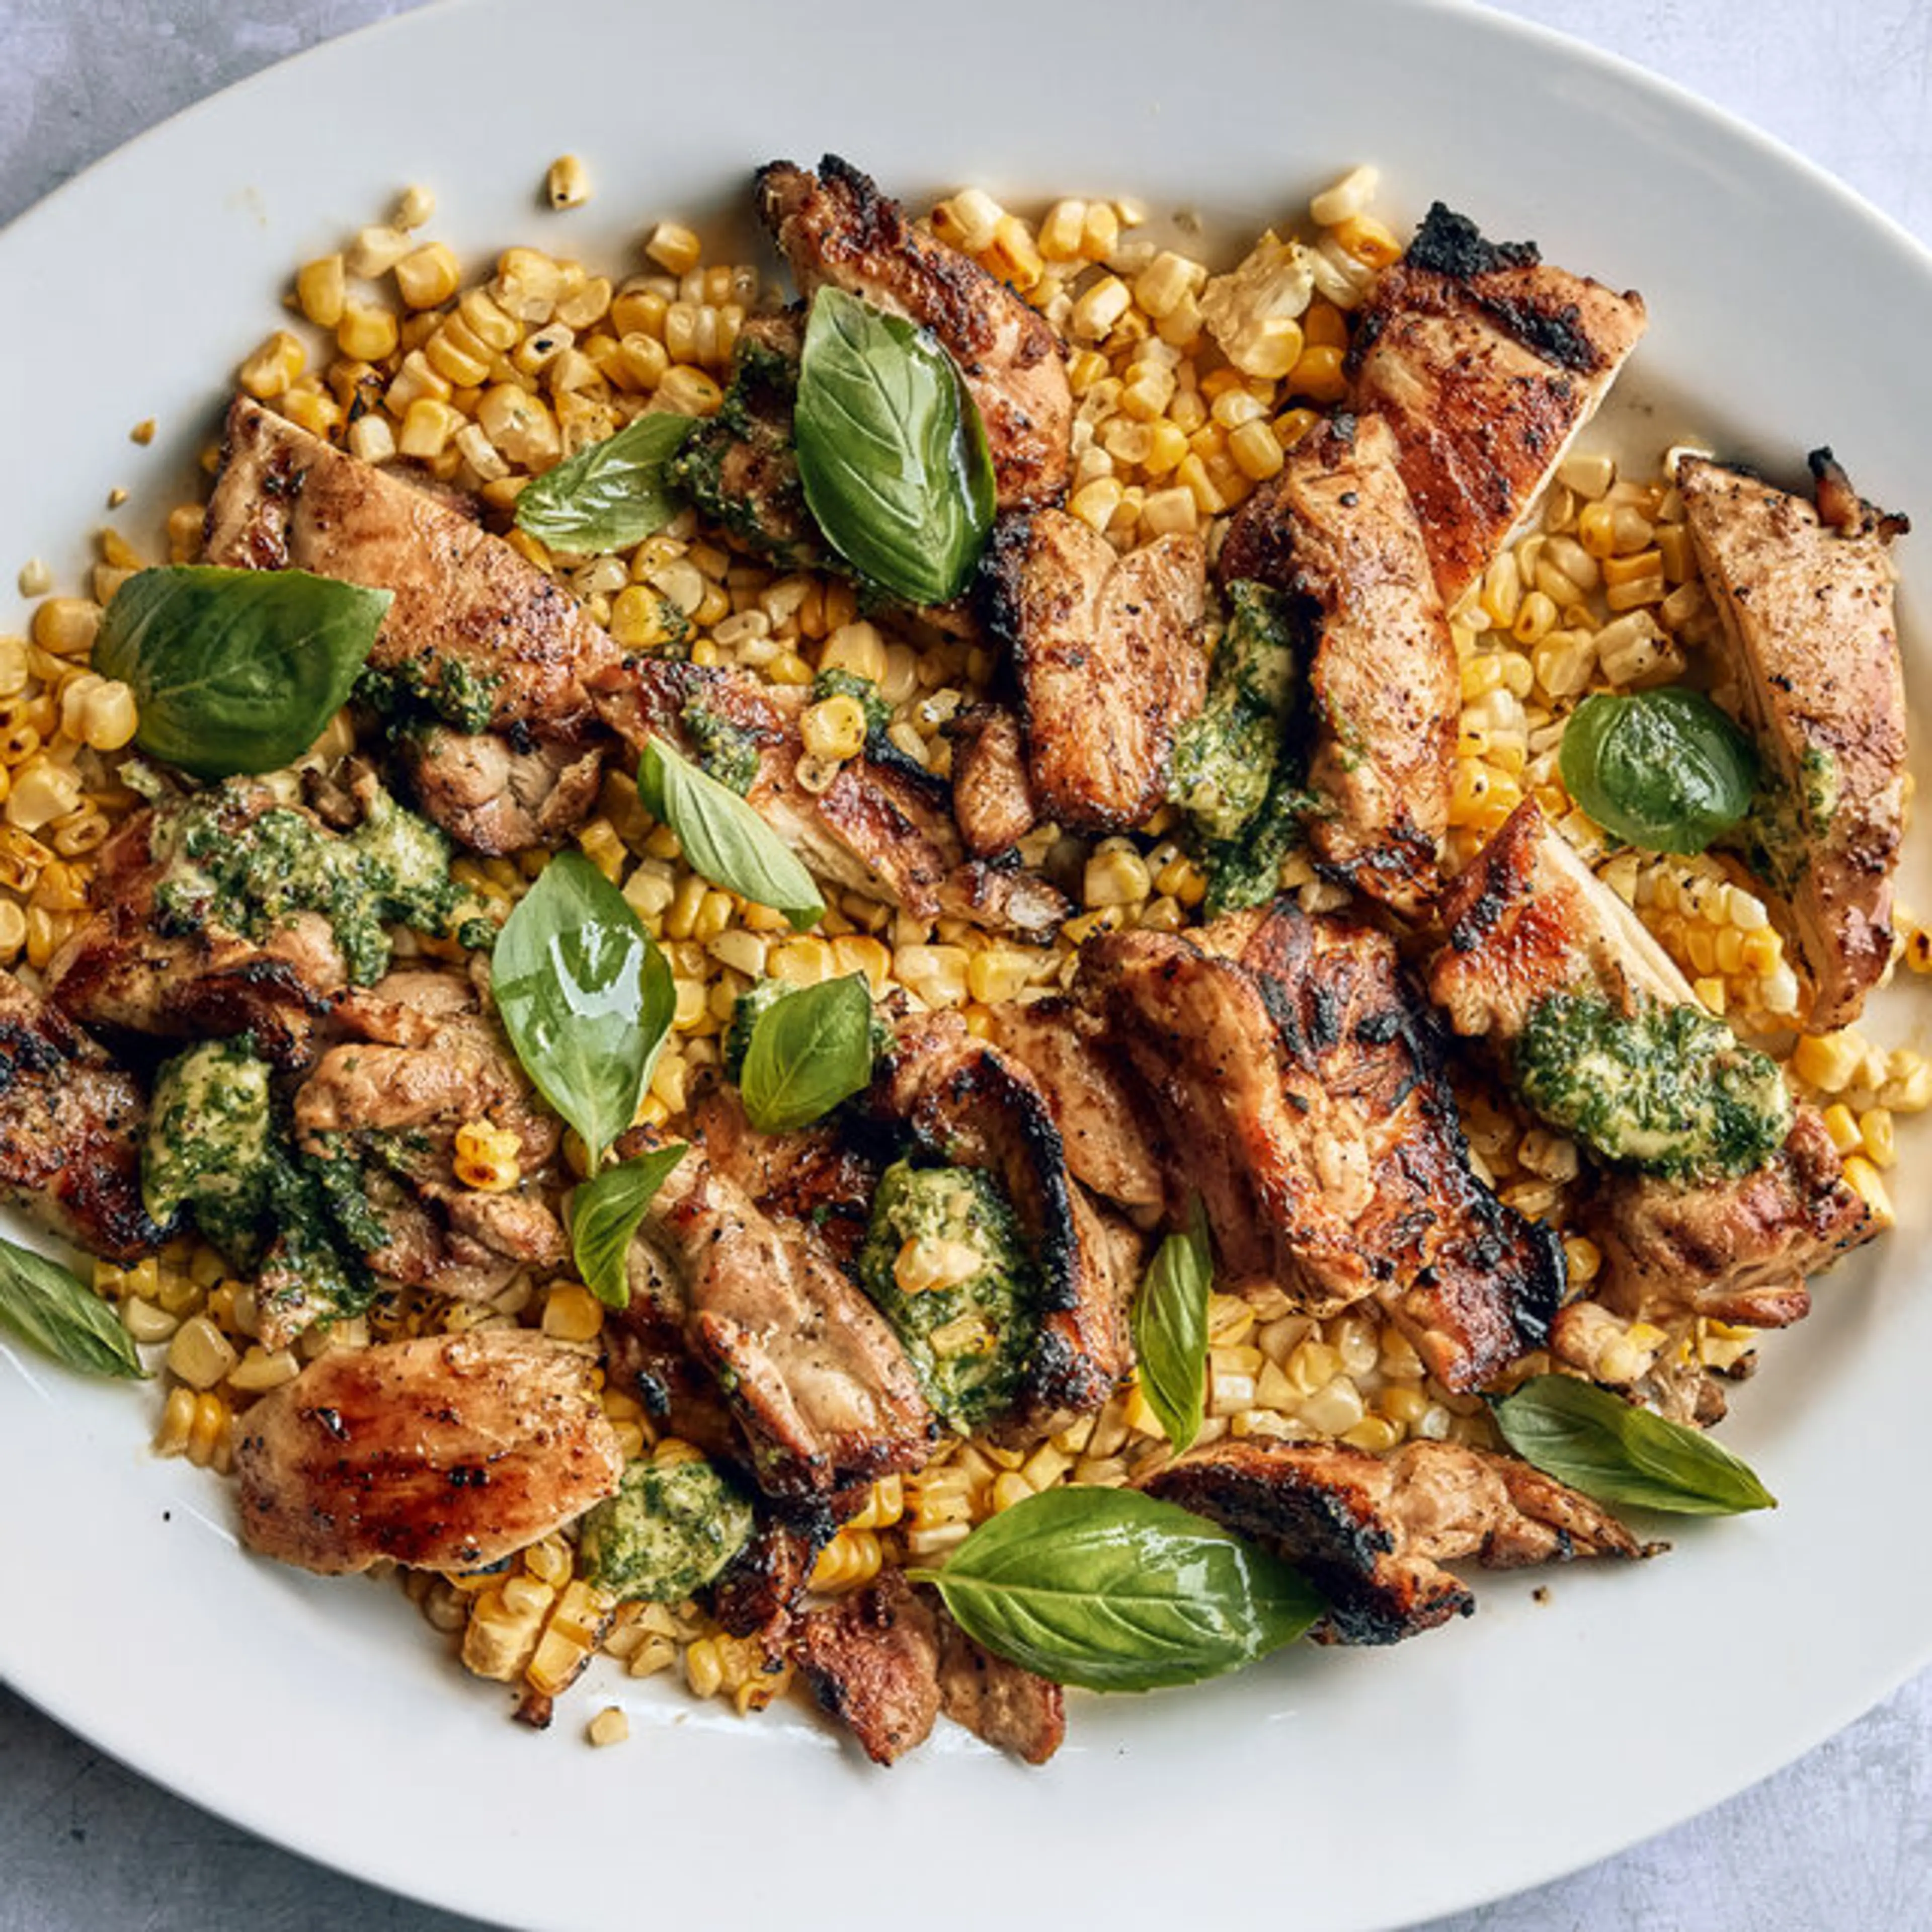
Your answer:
[3,2,1930,1927]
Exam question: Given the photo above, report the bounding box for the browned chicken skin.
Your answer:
[793,1568,1065,1765]
[205,395,618,740]
[1349,204,1647,608]
[982,512,1209,833]
[1218,412,1455,913]
[234,1330,623,1575]
[1145,1437,1643,1646]
[1077,909,1560,1387]
[0,969,162,1262]
[757,156,1073,512]
[1678,451,1909,1031]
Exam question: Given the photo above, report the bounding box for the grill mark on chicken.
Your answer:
[1678,452,1909,1030]
[1217,413,1454,914]
[1348,204,1647,609]
[1144,1437,1643,1646]
[49,793,347,1069]
[205,395,619,740]
[403,728,604,857]
[0,969,163,1262]
[869,1013,1136,1433]
[709,1500,840,1643]
[794,1568,1065,1765]
[614,1125,933,1499]
[1429,798,1873,1327]
[757,156,1073,512]
[947,703,1040,857]
[234,1330,623,1575]
[595,656,1068,939]
[982,511,1209,833]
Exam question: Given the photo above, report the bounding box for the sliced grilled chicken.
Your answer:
[205,395,618,740]
[1217,412,1455,913]
[234,1330,623,1575]
[710,1501,840,1642]
[292,970,567,1306]
[757,155,1073,511]
[1430,798,1873,1326]
[1678,451,1909,1030]
[947,703,1039,857]
[869,1013,1137,1433]
[616,1128,933,1498]
[404,729,604,857]
[1079,910,1560,1386]
[794,1568,1065,1766]
[1349,204,1647,608]
[1144,1437,1643,1646]
[982,512,1209,833]
[982,996,1168,1211]
[596,657,1068,939]
[0,970,162,1262]
[50,790,349,1068]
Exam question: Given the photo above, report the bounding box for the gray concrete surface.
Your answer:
[2,3,1929,1928]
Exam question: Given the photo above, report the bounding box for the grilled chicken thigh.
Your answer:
[0,970,162,1262]
[1078,908,1559,1387]
[1349,204,1647,608]
[1678,451,1909,1030]
[1145,1437,1643,1645]
[404,730,605,858]
[234,1330,622,1574]
[947,704,1040,857]
[982,512,1209,833]
[616,1125,933,1499]
[1217,412,1455,913]
[757,155,1073,511]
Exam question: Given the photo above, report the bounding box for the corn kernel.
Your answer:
[396,241,462,310]
[546,153,592,211]
[295,254,347,328]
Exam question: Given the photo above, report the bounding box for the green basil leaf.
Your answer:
[636,735,823,931]
[911,1485,1322,1692]
[1559,688,1757,856]
[1493,1373,1775,1515]
[93,565,391,780]
[570,1144,688,1310]
[514,412,696,554]
[1131,1201,1212,1453]
[0,1235,146,1380]
[492,850,675,1170]
[792,287,996,605]
[739,974,876,1133]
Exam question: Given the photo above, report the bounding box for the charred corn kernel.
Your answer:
[454,1119,522,1191]
[1331,213,1402,267]
[1843,1155,1894,1225]
[1794,1029,1863,1093]
[1037,199,1088,261]
[238,329,305,400]
[296,253,347,327]
[1821,1102,1862,1155]
[646,222,701,275]
[337,302,399,361]
[347,414,396,465]
[1310,164,1379,226]
[984,214,1043,290]
[545,153,592,210]
[395,241,461,310]
[397,396,463,460]
[801,693,867,762]
[168,1313,238,1391]
[32,597,100,658]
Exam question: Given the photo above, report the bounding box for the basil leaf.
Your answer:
[1559,687,1757,856]
[570,1144,687,1310]
[738,975,876,1133]
[792,287,996,606]
[911,1486,1321,1692]
[1493,1373,1775,1515]
[636,736,823,931]
[492,850,675,1170]
[1132,1201,1212,1453]
[514,412,696,554]
[93,565,391,780]
[0,1235,146,1380]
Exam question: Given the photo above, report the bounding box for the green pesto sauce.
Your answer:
[1167,579,1312,916]
[150,781,466,986]
[354,654,503,735]
[810,667,891,739]
[1515,991,1794,1181]
[578,1456,755,1602]
[680,698,761,797]
[1737,743,1839,892]
[858,1159,1035,1427]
